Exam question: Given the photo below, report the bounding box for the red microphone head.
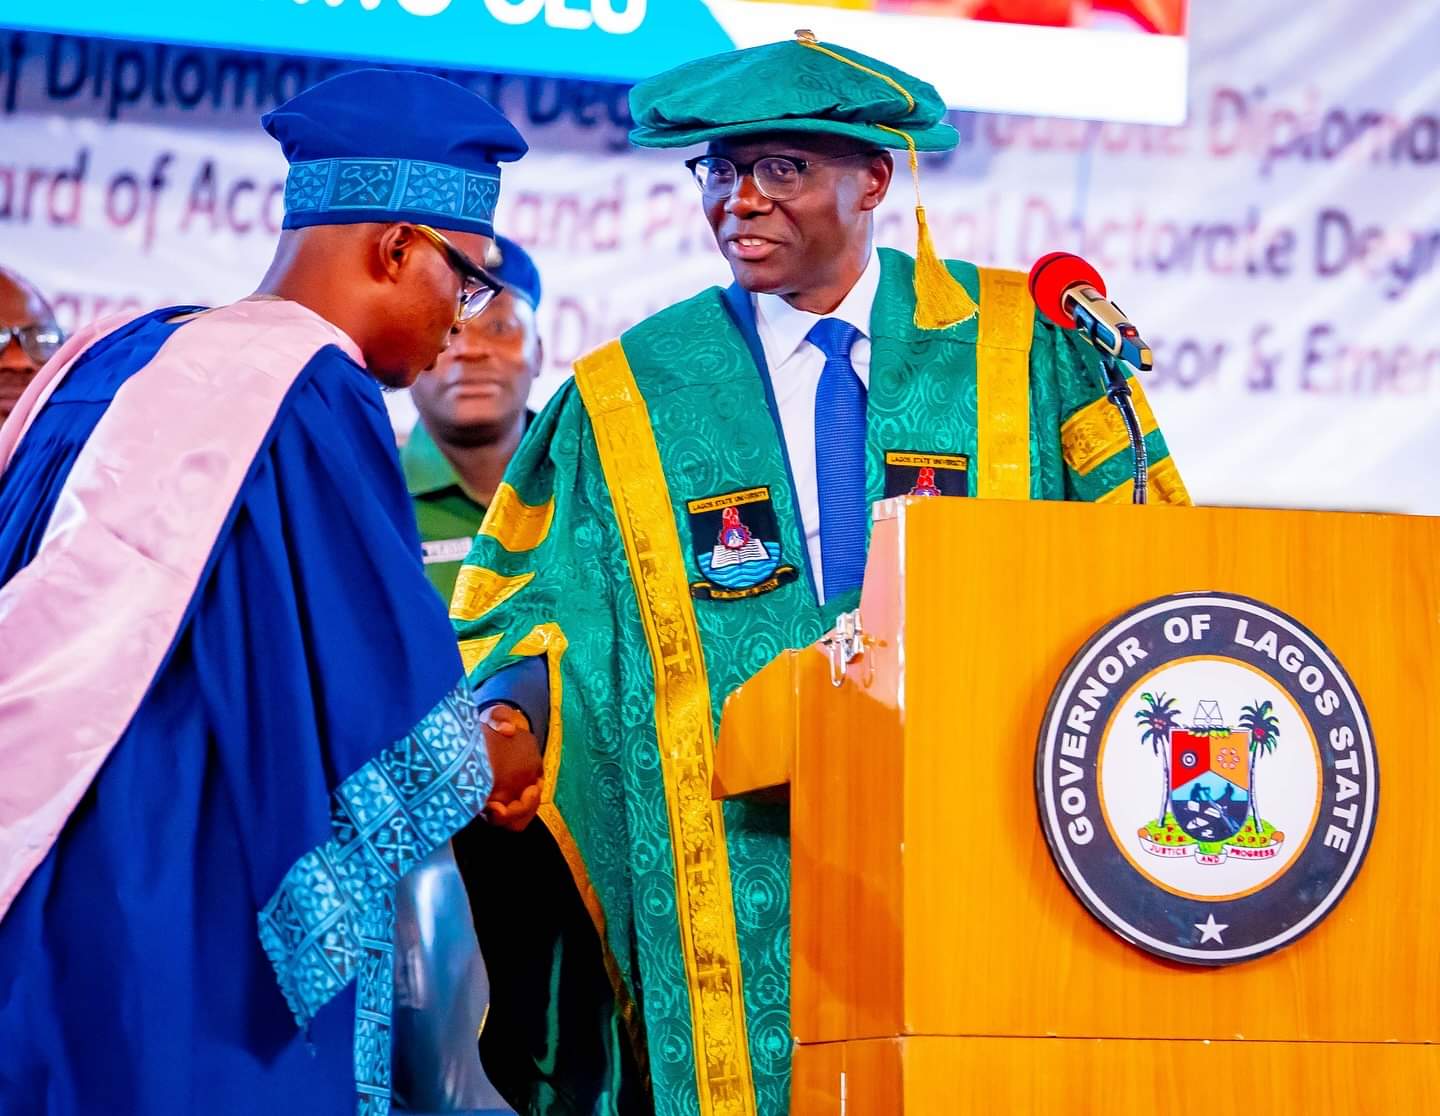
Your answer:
[1027,251,1107,328]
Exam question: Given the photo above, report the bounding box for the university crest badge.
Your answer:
[1035,592,1378,964]
[883,450,970,499]
[686,486,798,601]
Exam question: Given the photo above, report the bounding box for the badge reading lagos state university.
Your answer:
[686,486,798,601]
[883,450,969,498]
[1035,592,1377,965]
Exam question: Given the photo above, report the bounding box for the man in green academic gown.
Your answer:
[452,33,1191,1116]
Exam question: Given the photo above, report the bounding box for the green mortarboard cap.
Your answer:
[628,33,959,153]
[631,32,976,331]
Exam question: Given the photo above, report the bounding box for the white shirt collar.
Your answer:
[753,248,881,368]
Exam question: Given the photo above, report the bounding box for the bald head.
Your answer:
[0,268,61,423]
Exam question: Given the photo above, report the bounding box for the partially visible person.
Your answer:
[403,235,543,601]
[0,69,527,1115]
[392,234,543,1116]
[0,268,62,424]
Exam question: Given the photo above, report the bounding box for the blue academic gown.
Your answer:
[0,309,485,1115]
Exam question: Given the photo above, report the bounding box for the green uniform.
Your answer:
[451,250,1190,1116]
[402,421,489,601]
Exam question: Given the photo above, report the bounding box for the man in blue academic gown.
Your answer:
[0,69,526,1116]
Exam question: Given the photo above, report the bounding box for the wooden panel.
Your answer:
[713,648,798,800]
[793,1036,901,1116]
[717,507,912,1044]
[889,499,1440,1043]
[785,518,915,1043]
[794,1036,1440,1115]
[789,611,906,1045]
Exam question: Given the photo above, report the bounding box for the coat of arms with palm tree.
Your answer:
[1134,694,1286,864]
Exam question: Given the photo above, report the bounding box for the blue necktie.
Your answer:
[808,318,867,601]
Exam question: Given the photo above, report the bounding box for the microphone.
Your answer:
[1026,252,1151,504]
[1027,252,1153,371]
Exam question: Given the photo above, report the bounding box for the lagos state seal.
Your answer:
[1035,592,1377,965]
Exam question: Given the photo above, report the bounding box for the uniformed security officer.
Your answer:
[402,235,542,601]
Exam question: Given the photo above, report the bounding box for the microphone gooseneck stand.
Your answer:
[1092,346,1149,506]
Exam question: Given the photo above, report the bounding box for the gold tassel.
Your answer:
[913,202,975,329]
[795,30,978,331]
[883,128,977,330]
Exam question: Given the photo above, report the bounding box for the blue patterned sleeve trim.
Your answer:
[257,681,490,1032]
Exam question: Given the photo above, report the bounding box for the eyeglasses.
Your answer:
[684,153,875,202]
[0,323,63,365]
[412,224,504,324]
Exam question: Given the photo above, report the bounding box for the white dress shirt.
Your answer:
[753,249,880,597]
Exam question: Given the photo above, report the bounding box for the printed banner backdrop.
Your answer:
[0,0,1190,123]
[1,1,1438,514]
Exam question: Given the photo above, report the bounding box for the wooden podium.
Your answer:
[714,498,1440,1113]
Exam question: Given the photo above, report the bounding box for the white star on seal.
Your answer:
[1195,914,1228,944]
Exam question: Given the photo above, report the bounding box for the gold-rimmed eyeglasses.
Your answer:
[412,224,504,324]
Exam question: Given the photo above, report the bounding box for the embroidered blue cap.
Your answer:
[488,235,542,310]
[262,69,528,238]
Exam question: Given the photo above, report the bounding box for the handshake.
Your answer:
[478,702,544,831]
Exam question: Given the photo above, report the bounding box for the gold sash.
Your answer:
[976,266,1036,499]
[573,340,758,1116]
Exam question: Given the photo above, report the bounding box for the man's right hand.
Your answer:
[480,703,543,832]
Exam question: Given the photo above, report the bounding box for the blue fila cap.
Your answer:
[263,69,528,239]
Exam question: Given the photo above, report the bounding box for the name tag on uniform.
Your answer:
[883,451,970,499]
[421,537,473,564]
